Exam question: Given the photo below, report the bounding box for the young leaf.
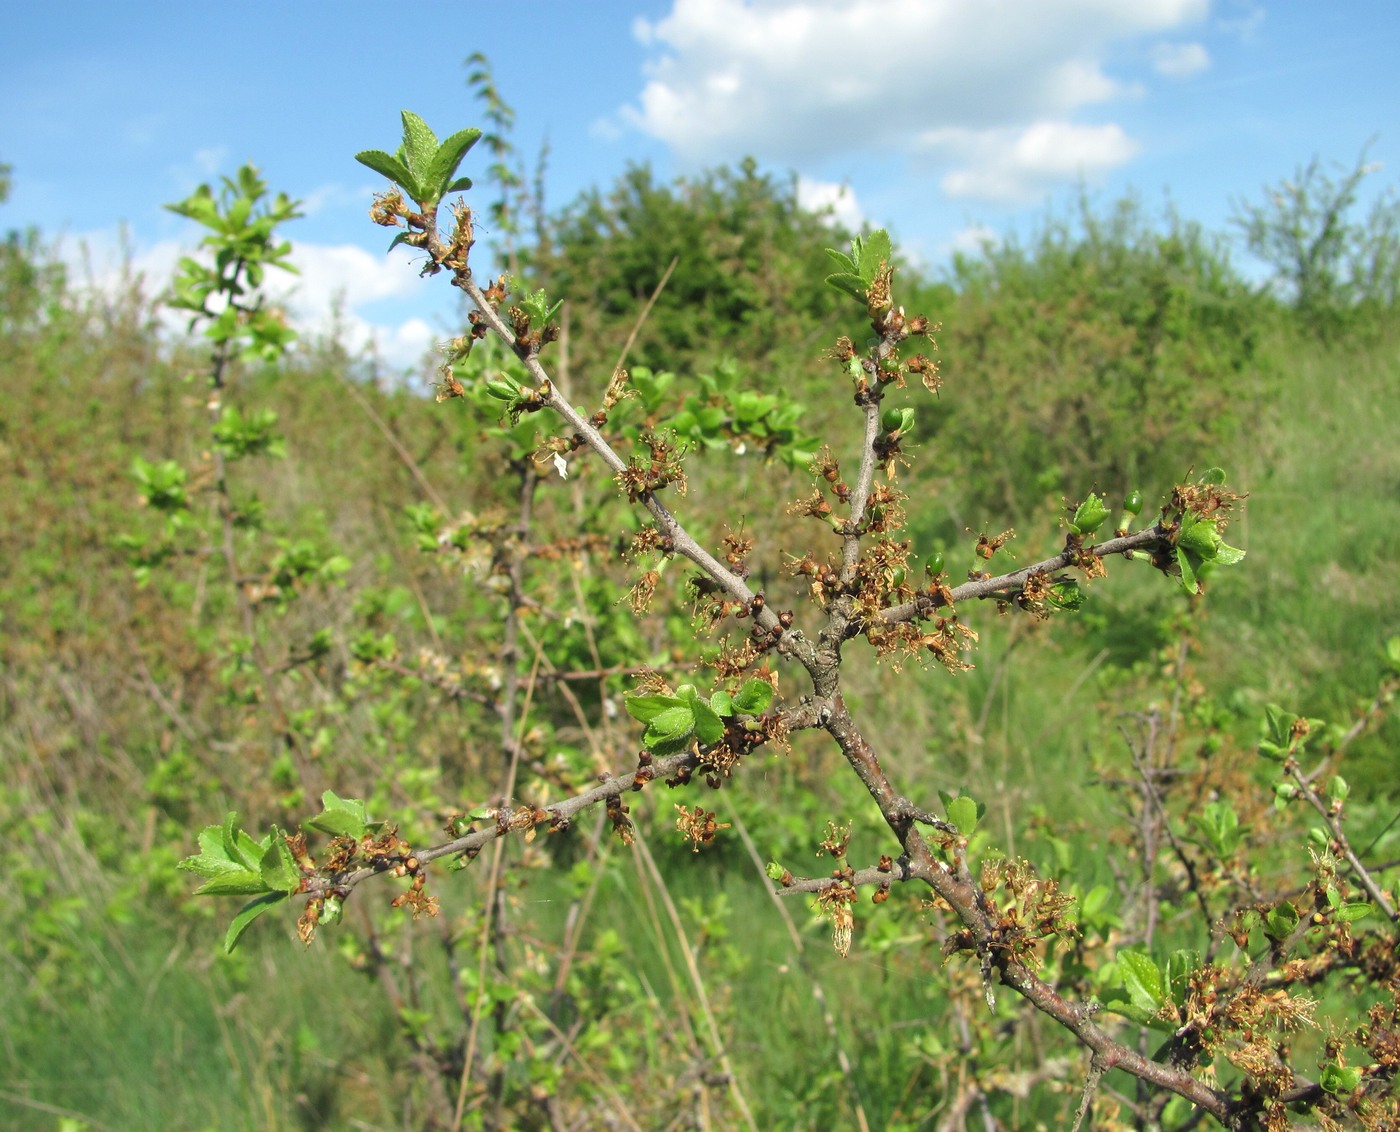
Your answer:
[855,229,892,281]
[224,892,289,954]
[259,835,302,894]
[1176,513,1222,557]
[427,126,483,201]
[731,679,774,715]
[1070,493,1110,536]
[1319,1064,1363,1095]
[306,791,372,839]
[1257,703,1296,760]
[824,247,858,275]
[193,869,271,897]
[1174,546,1199,595]
[1165,949,1201,1006]
[1385,635,1400,674]
[1264,901,1300,940]
[945,795,980,835]
[354,149,414,193]
[1213,541,1246,566]
[624,693,688,725]
[398,111,439,185]
[1118,951,1167,1015]
[643,706,696,746]
[691,697,725,746]
[824,272,867,302]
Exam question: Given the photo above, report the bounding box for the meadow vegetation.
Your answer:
[0,89,1397,1131]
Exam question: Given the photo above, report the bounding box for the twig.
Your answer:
[340,371,451,513]
[610,255,679,377]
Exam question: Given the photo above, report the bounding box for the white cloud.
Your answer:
[929,120,1139,202]
[796,176,865,230]
[52,227,443,372]
[276,242,423,312]
[623,0,1206,202]
[946,223,1000,258]
[1151,41,1210,77]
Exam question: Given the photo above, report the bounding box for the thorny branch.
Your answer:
[318,186,1392,1129]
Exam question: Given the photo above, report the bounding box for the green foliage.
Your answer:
[165,164,302,360]
[625,678,773,755]
[1232,144,1400,332]
[3,115,1399,1129]
[913,193,1264,523]
[528,160,853,383]
[824,227,893,304]
[354,110,480,215]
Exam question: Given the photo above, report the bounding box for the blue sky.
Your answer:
[4,1,1397,374]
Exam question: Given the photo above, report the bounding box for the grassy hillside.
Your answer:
[1,175,1397,1128]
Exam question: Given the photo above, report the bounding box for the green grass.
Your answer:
[0,908,403,1131]
[2,230,1398,1128]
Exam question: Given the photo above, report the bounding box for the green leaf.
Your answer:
[179,837,254,878]
[945,795,980,835]
[1176,513,1221,557]
[624,693,688,725]
[1118,950,1167,1014]
[1048,579,1084,612]
[427,126,483,201]
[732,679,774,715]
[306,791,371,839]
[855,229,892,280]
[1319,1063,1363,1095]
[691,697,725,746]
[644,706,696,745]
[1258,703,1296,759]
[220,813,265,871]
[1175,547,1199,594]
[194,869,271,897]
[224,892,288,954]
[1192,801,1242,857]
[1165,949,1201,1006]
[824,272,867,302]
[1070,492,1111,536]
[398,110,439,185]
[354,149,414,192]
[259,835,302,894]
[824,247,857,275]
[710,690,734,716]
[1335,902,1373,923]
[1213,541,1246,566]
[518,288,564,330]
[1264,901,1300,940]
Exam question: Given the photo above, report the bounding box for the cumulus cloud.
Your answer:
[54,227,443,373]
[255,242,444,373]
[945,223,1001,258]
[278,242,423,312]
[796,176,865,230]
[623,0,1206,202]
[926,120,1140,202]
[1150,41,1210,77]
